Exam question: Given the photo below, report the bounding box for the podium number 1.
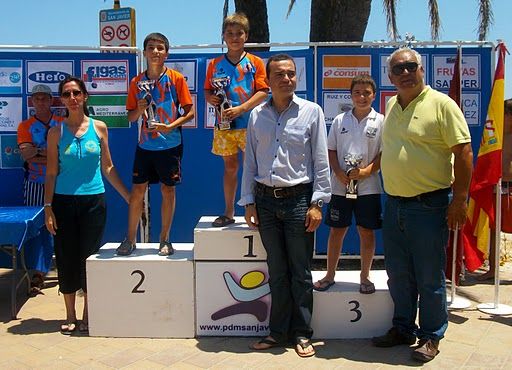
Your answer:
[131,270,146,293]
[243,235,257,257]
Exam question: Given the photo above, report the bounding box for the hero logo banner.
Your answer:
[0,60,22,94]
[26,60,73,93]
[322,55,371,90]
[81,60,129,94]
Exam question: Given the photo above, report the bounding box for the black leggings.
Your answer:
[52,193,106,294]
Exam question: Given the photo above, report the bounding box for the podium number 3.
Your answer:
[349,300,362,322]
[131,270,146,293]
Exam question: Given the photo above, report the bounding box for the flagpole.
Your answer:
[446,45,471,310]
[477,42,512,315]
[447,227,471,309]
[478,183,512,314]
[494,180,501,306]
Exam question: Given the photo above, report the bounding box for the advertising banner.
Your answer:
[0,134,23,168]
[26,60,74,94]
[0,60,22,94]
[0,97,22,131]
[81,60,129,94]
[87,95,128,128]
[196,262,271,336]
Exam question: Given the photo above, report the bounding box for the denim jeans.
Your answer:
[256,190,314,343]
[382,190,449,341]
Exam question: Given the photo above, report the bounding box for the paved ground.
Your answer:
[1,260,512,369]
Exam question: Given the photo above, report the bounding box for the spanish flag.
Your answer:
[463,43,507,272]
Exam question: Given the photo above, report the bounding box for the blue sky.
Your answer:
[0,0,510,95]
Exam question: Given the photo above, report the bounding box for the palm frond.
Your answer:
[478,0,493,41]
[286,0,296,18]
[382,0,399,41]
[223,0,229,20]
[428,0,440,41]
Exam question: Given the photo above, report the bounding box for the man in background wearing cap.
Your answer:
[17,84,63,292]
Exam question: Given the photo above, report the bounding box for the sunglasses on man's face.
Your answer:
[391,61,419,76]
[61,90,83,99]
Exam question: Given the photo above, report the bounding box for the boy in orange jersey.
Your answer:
[117,32,194,256]
[204,12,269,227]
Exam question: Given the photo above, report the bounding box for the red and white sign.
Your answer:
[99,7,136,51]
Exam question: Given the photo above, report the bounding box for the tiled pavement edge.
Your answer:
[1,262,511,369]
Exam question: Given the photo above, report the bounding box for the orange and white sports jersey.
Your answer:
[127,68,192,151]
[204,52,268,129]
[17,114,64,184]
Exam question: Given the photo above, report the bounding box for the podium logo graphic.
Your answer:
[211,270,270,322]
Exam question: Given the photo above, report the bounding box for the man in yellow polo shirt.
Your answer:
[372,47,473,363]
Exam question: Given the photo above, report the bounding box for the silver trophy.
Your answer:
[344,153,364,199]
[211,77,232,130]
[137,80,160,129]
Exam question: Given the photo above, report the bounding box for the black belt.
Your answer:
[389,187,451,202]
[255,182,312,199]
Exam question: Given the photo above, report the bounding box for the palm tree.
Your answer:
[287,0,494,42]
[223,0,270,50]
[222,0,493,44]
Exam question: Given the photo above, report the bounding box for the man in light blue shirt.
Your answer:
[239,54,331,358]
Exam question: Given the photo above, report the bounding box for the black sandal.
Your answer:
[60,321,77,335]
[158,241,174,256]
[116,239,136,256]
[249,337,282,350]
[212,215,235,227]
[295,337,315,357]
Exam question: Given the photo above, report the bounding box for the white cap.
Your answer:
[31,84,52,96]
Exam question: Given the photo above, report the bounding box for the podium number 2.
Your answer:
[349,300,362,322]
[131,270,146,293]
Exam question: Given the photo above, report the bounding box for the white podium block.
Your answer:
[194,216,266,261]
[87,243,195,338]
[311,270,393,339]
[196,261,271,336]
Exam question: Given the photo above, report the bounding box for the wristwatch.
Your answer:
[311,199,324,208]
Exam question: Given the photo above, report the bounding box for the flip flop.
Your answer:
[313,279,335,291]
[249,337,283,350]
[212,215,235,227]
[476,271,494,281]
[295,337,315,358]
[60,321,77,335]
[78,321,89,334]
[359,281,376,294]
[116,239,136,256]
[158,241,174,256]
